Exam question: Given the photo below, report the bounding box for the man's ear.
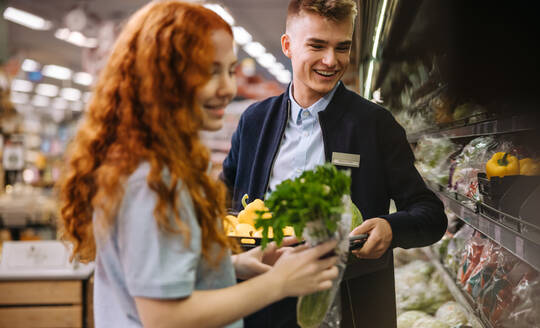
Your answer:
[281,34,292,58]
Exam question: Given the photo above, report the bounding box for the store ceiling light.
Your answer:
[52,97,68,110]
[83,92,92,103]
[10,92,29,104]
[32,95,50,107]
[232,26,252,46]
[60,88,81,101]
[70,101,84,112]
[73,72,93,86]
[36,83,59,97]
[203,4,235,26]
[243,42,266,58]
[364,0,388,98]
[11,79,33,93]
[275,70,292,84]
[21,59,40,72]
[256,53,277,69]
[42,64,72,80]
[55,28,98,48]
[3,7,52,30]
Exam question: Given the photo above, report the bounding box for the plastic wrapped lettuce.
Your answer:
[435,301,468,326]
[395,259,453,314]
[411,316,450,328]
[397,311,430,328]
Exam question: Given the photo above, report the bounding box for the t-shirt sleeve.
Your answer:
[116,176,201,299]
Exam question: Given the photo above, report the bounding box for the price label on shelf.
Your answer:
[515,237,524,257]
[494,226,501,242]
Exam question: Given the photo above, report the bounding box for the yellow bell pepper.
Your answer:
[237,194,266,226]
[486,152,519,179]
[519,158,540,176]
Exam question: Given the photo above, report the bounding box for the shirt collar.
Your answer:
[288,81,341,124]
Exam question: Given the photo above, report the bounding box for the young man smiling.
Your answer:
[222,0,447,327]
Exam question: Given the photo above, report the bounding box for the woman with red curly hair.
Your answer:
[58,1,338,327]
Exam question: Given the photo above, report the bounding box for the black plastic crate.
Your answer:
[477,173,519,220]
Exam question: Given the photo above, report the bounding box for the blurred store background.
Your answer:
[1,1,539,328]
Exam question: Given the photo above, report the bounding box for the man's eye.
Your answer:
[337,47,350,52]
[310,44,323,49]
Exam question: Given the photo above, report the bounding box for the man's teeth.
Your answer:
[315,70,336,77]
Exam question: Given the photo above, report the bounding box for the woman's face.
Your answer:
[197,29,238,131]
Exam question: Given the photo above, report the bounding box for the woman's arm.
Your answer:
[135,239,338,328]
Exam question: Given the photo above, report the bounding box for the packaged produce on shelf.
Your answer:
[394,247,428,267]
[498,270,540,328]
[414,136,460,186]
[430,92,455,126]
[449,136,497,200]
[397,310,430,328]
[452,102,488,122]
[443,224,475,276]
[486,152,520,180]
[411,316,451,328]
[432,220,540,328]
[518,157,540,176]
[435,301,469,327]
[464,241,501,299]
[395,259,453,315]
[394,110,431,135]
[478,256,531,327]
[457,231,488,287]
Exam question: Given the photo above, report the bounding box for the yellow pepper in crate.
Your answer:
[519,158,540,176]
[486,152,519,179]
[237,194,268,226]
[225,195,293,238]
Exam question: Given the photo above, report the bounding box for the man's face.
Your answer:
[282,12,354,106]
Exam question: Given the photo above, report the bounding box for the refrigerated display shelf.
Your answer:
[407,114,536,143]
[426,182,540,272]
[422,247,491,328]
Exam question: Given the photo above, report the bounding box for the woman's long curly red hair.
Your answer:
[58,1,237,264]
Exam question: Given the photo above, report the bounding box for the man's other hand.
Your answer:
[349,218,392,259]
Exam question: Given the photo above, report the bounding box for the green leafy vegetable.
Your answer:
[350,201,363,231]
[254,163,351,249]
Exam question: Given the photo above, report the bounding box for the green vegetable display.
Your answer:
[254,163,352,328]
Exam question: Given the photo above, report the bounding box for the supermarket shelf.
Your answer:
[422,247,491,328]
[407,114,536,143]
[427,182,540,272]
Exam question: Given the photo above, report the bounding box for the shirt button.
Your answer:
[302,111,309,117]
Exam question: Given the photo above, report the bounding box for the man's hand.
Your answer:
[349,218,392,259]
[232,237,299,280]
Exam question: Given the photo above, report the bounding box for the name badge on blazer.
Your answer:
[331,152,360,168]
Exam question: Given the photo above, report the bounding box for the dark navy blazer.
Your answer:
[222,83,447,250]
[222,83,447,328]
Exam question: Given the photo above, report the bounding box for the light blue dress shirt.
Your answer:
[268,82,340,193]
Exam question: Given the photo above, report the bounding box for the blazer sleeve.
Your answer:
[376,109,448,249]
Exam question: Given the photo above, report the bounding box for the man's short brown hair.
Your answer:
[286,0,357,27]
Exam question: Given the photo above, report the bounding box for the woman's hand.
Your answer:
[232,237,299,280]
[269,239,339,297]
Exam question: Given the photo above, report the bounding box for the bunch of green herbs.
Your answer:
[255,163,351,249]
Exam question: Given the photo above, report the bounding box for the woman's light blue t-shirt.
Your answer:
[93,163,242,327]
